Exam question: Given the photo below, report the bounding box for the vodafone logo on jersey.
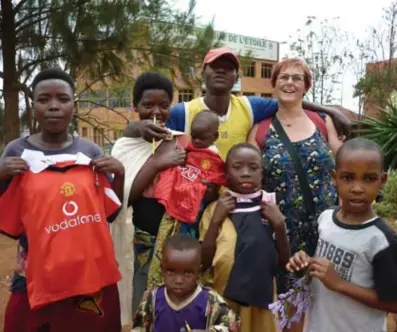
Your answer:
[62,201,79,216]
[45,201,102,234]
[45,182,102,234]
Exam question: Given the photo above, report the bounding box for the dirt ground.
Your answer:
[0,235,396,332]
[0,234,17,332]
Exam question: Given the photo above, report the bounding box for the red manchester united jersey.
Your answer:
[154,142,226,223]
[0,150,121,309]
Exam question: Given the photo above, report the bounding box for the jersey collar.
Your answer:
[21,149,92,174]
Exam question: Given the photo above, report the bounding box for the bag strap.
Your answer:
[271,117,315,215]
[305,110,328,141]
[255,118,272,150]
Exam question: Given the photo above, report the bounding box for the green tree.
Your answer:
[0,0,219,143]
[287,16,348,104]
[354,1,397,170]
[347,39,369,116]
[353,0,397,111]
[361,102,397,169]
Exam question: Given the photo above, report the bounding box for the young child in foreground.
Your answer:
[287,137,397,332]
[154,110,225,224]
[200,143,290,332]
[132,234,239,332]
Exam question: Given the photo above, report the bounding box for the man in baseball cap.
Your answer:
[203,47,240,71]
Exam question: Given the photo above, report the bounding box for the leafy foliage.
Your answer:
[373,171,397,219]
[354,60,397,111]
[1,0,220,142]
[353,1,397,110]
[361,104,397,169]
[287,16,348,104]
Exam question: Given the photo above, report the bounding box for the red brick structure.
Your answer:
[363,59,397,119]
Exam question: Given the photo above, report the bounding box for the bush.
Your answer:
[373,170,397,219]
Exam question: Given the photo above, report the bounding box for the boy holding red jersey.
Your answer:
[0,68,124,332]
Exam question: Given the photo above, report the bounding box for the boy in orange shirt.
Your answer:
[0,68,124,332]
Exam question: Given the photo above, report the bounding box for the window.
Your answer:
[261,64,273,79]
[113,130,124,140]
[81,127,88,138]
[178,89,194,103]
[243,62,256,77]
[93,128,104,146]
[243,92,256,96]
[77,92,89,109]
[91,89,107,108]
[261,93,272,98]
[108,88,131,108]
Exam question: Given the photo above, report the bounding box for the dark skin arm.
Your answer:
[91,156,125,202]
[124,119,170,142]
[336,279,397,313]
[128,158,160,206]
[310,257,397,313]
[201,191,235,272]
[302,101,351,137]
[274,225,290,269]
[111,173,124,203]
[128,139,186,206]
[123,120,140,137]
[261,201,290,268]
[201,222,222,272]
[287,253,397,313]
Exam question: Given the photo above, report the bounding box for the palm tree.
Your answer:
[360,103,397,169]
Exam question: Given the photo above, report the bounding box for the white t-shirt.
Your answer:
[304,209,397,332]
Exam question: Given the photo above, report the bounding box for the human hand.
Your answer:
[211,190,235,225]
[91,156,125,176]
[153,142,186,171]
[309,257,344,292]
[0,157,29,181]
[201,179,220,203]
[286,250,311,273]
[139,119,171,142]
[261,201,285,230]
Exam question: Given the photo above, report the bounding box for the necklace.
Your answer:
[276,114,293,128]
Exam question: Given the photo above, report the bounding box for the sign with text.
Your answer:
[216,31,278,61]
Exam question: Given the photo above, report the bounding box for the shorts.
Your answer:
[4,284,121,332]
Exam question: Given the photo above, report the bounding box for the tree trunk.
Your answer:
[1,0,20,143]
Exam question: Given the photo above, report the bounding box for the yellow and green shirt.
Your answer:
[166,95,278,160]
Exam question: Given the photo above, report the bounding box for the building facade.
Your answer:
[76,30,280,149]
[363,59,397,119]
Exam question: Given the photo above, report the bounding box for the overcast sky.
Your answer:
[174,0,393,112]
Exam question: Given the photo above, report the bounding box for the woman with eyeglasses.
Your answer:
[248,58,342,332]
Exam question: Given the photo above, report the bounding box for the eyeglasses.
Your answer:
[277,73,304,83]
